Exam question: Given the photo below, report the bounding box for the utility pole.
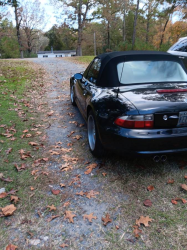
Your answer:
[94,32,96,56]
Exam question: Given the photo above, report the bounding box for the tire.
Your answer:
[87,111,105,157]
[70,84,76,106]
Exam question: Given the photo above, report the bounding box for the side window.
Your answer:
[173,40,187,52]
[86,58,101,84]
[83,61,93,79]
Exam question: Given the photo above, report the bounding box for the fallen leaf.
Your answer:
[63,201,70,207]
[10,195,19,204]
[181,184,187,191]
[26,134,32,138]
[136,216,153,227]
[143,199,152,207]
[147,185,154,191]
[29,142,39,146]
[102,172,107,177]
[7,189,17,195]
[6,148,12,154]
[116,225,119,229]
[64,210,76,223]
[6,244,18,250]
[31,170,39,176]
[83,213,97,223]
[19,149,25,154]
[47,111,54,116]
[167,179,175,184]
[60,243,69,248]
[1,177,13,182]
[85,190,99,199]
[0,192,7,199]
[171,199,178,205]
[14,163,26,171]
[133,225,142,238]
[30,187,35,191]
[0,173,4,178]
[84,163,97,175]
[60,183,66,188]
[23,129,29,133]
[47,215,60,222]
[49,150,60,155]
[51,189,60,195]
[72,135,82,140]
[2,204,16,216]
[67,131,75,137]
[182,198,187,204]
[102,213,112,226]
[76,191,85,196]
[47,204,56,211]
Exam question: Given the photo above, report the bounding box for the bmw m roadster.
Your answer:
[70,51,187,156]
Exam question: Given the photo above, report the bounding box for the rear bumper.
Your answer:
[99,126,187,155]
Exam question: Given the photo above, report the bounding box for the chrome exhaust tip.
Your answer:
[153,155,160,162]
[161,155,167,162]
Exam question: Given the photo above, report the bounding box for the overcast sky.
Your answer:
[6,0,59,31]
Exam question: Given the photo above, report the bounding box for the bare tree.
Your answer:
[18,0,45,55]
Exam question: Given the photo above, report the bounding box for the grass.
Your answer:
[0,60,61,248]
[64,56,95,65]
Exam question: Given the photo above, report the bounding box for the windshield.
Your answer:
[117,61,187,84]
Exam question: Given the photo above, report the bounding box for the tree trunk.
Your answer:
[123,0,126,42]
[146,1,151,44]
[107,20,110,49]
[14,4,23,58]
[132,0,139,50]
[77,0,82,56]
[159,16,169,49]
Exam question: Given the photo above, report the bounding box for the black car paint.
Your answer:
[70,52,187,155]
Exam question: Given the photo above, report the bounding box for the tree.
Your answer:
[132,0,140,49]
[18,0,45,55]
[53,0,96,56]
[0,19,19,58]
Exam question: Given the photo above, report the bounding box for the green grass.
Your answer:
[65,56,95,65]
[0,61,59,225]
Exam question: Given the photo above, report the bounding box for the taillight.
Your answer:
[114,115,154,129]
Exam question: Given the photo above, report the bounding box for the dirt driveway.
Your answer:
[6,57,187,249]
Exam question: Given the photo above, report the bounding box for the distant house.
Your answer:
[37,49,76,58]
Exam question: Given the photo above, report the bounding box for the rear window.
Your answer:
[117,61,187,84]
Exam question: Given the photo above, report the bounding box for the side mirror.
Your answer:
[74,73,83,80]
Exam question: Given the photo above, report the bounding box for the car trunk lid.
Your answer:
[118,83,187,128]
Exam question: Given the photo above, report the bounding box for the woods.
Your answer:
[0,0,187,58]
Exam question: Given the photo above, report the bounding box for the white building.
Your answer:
[37,50,76,58]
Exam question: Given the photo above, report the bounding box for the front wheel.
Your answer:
[87,111,105,157]
[70,84,76,106]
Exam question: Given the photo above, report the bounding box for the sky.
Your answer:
[6,0,60,31]
[39,0,58,30]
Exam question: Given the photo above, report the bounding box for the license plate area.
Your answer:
[177,111,187,126]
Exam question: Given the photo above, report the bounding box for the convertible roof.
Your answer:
[95,51,185,87]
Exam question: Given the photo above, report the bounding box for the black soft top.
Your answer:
[94,51,185,87]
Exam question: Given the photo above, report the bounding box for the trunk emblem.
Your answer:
[163,115,168,120]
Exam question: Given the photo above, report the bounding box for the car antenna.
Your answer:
[116,87,120,98]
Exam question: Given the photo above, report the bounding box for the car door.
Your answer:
[74,61,93,115]
[82,58,101,116]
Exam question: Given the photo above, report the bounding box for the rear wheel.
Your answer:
[87,111,104,157]
[70,84,76,106]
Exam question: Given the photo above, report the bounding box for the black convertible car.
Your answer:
[70,51,187,158]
